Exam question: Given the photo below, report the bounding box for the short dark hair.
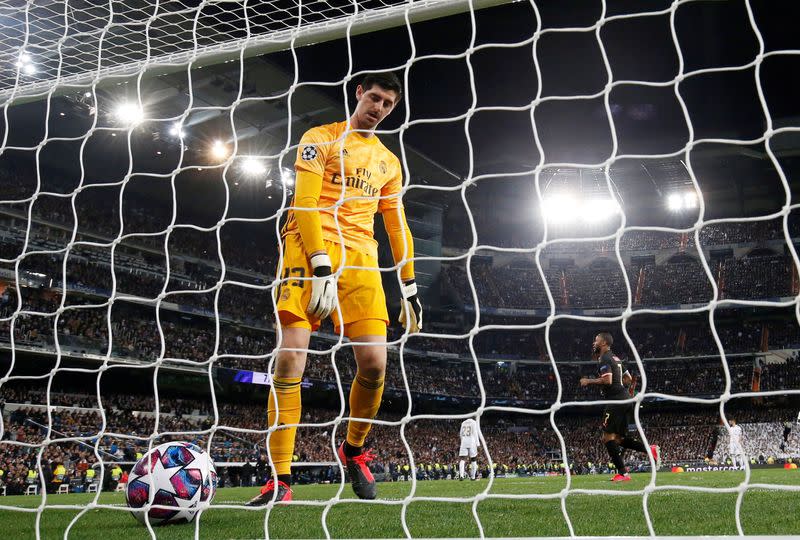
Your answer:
[598,332,613,347]
[360,72,402,99]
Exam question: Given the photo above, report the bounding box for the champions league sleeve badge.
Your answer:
[301,145,318,161]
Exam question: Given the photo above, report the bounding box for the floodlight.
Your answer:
[542,194,578,224]
[581,198,619,223]
[210,140,229,160]
[17,53,36,75]
[114,102,144,126]
[667,193,684,212]
[241,158,267,176]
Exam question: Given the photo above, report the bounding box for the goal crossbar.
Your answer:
[0,0,512,105]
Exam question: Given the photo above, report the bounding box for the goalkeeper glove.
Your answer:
[399,280,422,333]
[306,253,337,320]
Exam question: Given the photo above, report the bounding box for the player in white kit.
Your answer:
[459,418,480,480]
[728,418,744,469]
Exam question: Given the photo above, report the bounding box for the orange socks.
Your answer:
[267,376,302,476]
[346,371,385,448]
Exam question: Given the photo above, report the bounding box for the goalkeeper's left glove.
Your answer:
[399,280,423,333]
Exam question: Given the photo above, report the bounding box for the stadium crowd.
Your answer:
[2,169,800,495]
[2,176,798,321]
[444,253,794,311]
[454,217,795,251]
[4,278,800,367]
[2,382,798,494]
[5,286,800,404]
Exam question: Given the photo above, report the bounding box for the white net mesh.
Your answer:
[1,0,800,538]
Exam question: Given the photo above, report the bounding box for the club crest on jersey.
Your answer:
[301,145,318,161]
[379,160,387,174]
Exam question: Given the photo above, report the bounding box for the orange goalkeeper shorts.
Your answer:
[275,233,389,337]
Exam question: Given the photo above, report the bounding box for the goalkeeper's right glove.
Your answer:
[306,253,337,320]
[399,280,423,333]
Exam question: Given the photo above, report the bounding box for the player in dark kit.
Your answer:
[580,332,661,481]
[781,420,792,451]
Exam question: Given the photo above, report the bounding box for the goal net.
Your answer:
[1,0,799,538]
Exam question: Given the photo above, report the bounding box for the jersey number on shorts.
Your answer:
[282,267,306,288]
[277,267,305,300]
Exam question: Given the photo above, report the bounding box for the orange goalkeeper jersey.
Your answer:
[282,120,404,258]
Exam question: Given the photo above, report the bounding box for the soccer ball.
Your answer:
[125,442,217,525]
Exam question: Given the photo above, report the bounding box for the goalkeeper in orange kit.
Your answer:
[247,72,421,505]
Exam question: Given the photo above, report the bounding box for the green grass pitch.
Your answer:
[1,470,798,539]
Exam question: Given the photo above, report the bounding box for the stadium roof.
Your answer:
[1,1,798,228]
